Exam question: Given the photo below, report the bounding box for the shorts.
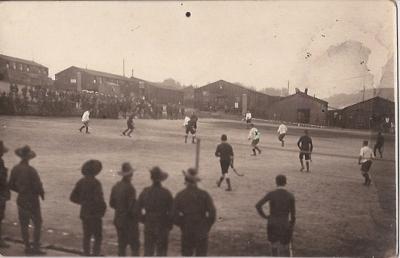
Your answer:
[299,151,311,160]
[220,160,231,174]
[267,218,293,245]
[246,119,252,124]
[127,123,134,129]
[251,139,259,146]
[361,160,372,173]
[278,133,286,141]
[186,126,196,135]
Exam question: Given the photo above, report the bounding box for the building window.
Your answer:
[19,64,23,71]
[70,78,77,84]
[93,79,96,84]
[6,63,9,69]
[12,63,16,70]
[26,66,30,72]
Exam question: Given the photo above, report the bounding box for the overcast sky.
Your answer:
[0,1,396,98]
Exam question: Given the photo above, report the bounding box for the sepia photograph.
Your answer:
[0,0,397,257]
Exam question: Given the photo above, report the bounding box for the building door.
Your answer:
[242,94,247,115]
[216,95,226,110]
[297,109,310,123]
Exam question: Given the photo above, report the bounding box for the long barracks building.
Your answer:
[54,66,183,105]
[194,80,280,118]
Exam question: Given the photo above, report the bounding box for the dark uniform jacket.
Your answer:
[256,188,296,225]
[109,180,137,228]
[136,183,173,231]
[70,176,107,219]
[215,143,234,162]
[9,162,44,211]
[0,158,10,203]
[173,184,216,239]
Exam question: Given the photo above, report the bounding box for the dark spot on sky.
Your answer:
[321,34,326,37]
[186,12,191,18]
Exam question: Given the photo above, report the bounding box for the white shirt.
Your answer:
[245,112,252,120]
[277,124,288,134]
[82,111,90,122]
[248,127,260,140]
[359,146,374,163]
[183,116,190,126]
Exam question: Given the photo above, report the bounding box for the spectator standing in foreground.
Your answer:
[9,145,46,255]
[70,160,107,256]
[136,167,173,256]
[255,175,296,257]
[0,141,10,248]
[109,162,140,256]
[173,168,216,256]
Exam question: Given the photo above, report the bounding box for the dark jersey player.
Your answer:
[122,114,135,137]
[297,130,313,172]
[215,134,234,191]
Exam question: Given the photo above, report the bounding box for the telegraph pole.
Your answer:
[123,58,125,77]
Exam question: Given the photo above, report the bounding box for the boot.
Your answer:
[225,178,232,191]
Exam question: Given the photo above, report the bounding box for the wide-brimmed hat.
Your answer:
[150,166,168,182]
[182,168,201,183]
[15,145,36,160]
[118,162,135,177]
[0,141,9,154]
[81,160,102,176]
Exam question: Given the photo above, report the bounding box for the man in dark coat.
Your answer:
[0,141,10,248]
[136,167,173,256]
[255,175,296,256]
[109,162,140,256]
[215,134,234,191]
[9,145,46,255]
[173,168,216,256]
[70,160,107,256]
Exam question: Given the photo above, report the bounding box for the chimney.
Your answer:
[373,88,377,96]
[304,88,308,95]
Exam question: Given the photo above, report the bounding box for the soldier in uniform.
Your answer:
[136,166,173,256]
[0,141,10,248]
[173,168,216,256]
[9,145,46,255]
[70,160,107,256]
[109,162,140,256]
[256,175,296,257]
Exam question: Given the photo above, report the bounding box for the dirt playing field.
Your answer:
[0,116,396,257]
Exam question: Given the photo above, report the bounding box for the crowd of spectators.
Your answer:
[0,84,185,119]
